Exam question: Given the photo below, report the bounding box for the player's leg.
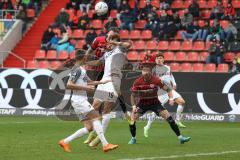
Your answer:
[128,107,141,144]
[159,109,190,144]
[84,98,102,144]
[89,101,114,147]
[174,94,187,128]
[144,112,156,138]
[118,93,132,123]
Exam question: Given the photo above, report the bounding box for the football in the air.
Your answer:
[95,1,108,16]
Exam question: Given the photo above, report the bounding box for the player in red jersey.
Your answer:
[128,63,191,145]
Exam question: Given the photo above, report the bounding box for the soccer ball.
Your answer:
[95,2,108,16]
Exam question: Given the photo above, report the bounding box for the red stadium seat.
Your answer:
[27,9,35,18]
[187,52,199,62]
[110,10,118,18]
[199,52,209,62]
[175,52,186,62]
[77,10,83,18]
[207,0,217,8]
[171,0,184,8]
[205,63,216,72]
[70,51,75,59]
[200,10,211,19]
[181,40,192,51]
[175,30,183,39]
[169,41,181,51]
[128,0,135,8]
[178,10,185,18]
[139,51,146,61]
[237,52,240,58]
[127,51,138,61]
[139,0,146,8]
[193,63,204,72]
[129,30,141,40]
[72,29,84,39]
[38,61,50,69]
[35,50,46,59]
[75,40,86,49]
[193,41,205,51]
[232,0,240,8]
[217,63,229,72]
[134,40,145,50]
[183,0,192,8]
[58,51,69,60]
[46,50,57,60]
[51,61,62,70]
[205,41,212,50]
[27,60,38,69]
[170,63,181,72]
[66,9,75,21]
[88,10,94,18]
[181,63,192,72]
[198,0,207,8]
[151,0,160,8]
[158,41,169,50]
[164,51,174,61]
[198,20,205,27]
[120,30,129,39]
[141,30,152,40]
[224,52,235,62]
[92,20,102,29]
[135,20,147,29]
[146,41,157,50]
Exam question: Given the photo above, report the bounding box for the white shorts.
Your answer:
[94,77,121,103]
[158,90,181,105]
[71,100,94,121]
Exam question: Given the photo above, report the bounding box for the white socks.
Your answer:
[92,120,108,146]
[64,127,89,144]
[176,105,184,121]
[145,116,154,129]
[102,113,111,133]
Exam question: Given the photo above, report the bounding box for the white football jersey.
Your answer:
[101,46,127,79]
[153,65,176,87]
[68,66,88,102]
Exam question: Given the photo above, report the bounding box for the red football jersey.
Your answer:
[91,36,107,71]
[131,75,164,106]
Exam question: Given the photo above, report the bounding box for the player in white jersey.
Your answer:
[58,50,118,153]
[85,36,131,148]
[143,53,187,137]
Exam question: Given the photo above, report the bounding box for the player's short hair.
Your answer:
[75,49,85,60]
[156,52,164,59]
[108,27,120,33]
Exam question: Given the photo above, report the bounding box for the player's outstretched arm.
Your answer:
[85,59,102,66]
[66,80,94,92]
[108,40,132,50]
[87,79,112,86]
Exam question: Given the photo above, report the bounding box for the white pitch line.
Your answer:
[118,150,240,160]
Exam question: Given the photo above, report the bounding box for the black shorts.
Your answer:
[137,103,166,116]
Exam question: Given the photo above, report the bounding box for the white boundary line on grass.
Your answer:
[119,150,240,160]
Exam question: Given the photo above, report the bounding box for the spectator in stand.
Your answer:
[206,38,226,65]
[79,0,94,13]
[55,8,70,26]
[104,0,117,10]
[41,26,55,51]
[139,0,152,19]
[230,57,240,73]
[66,0,79,11]
[13,0,21,10]
[188,0,199,18]
[85,29,97,47]
[77,12,90,29]
[92,10,108,20]
[16,5,28,33]
[181,9,193,28]
[160,0,170,10]
[221,22,238,42]
[172,11,181,28]
[56,28,74,54]
[120,9,135,30]
[31,0,42,16]
[104,17,118,31]
[50,33,60,50]
[197,21,209,41]
[223,3,236,20]
[210,1,224,19]
[181,20,199,41]
[206,19,223,41]
[144,7,159,31]
[117,0,130,20]
[0,0,13,9]
[21,0,32,9]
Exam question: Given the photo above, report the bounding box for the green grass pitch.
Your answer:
[0,116,240,160]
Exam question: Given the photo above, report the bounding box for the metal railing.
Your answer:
[0,51,26,68]
[0,10,19,19]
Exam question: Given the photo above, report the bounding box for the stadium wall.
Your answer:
[0,68,239,122]
[0,20,23,65]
